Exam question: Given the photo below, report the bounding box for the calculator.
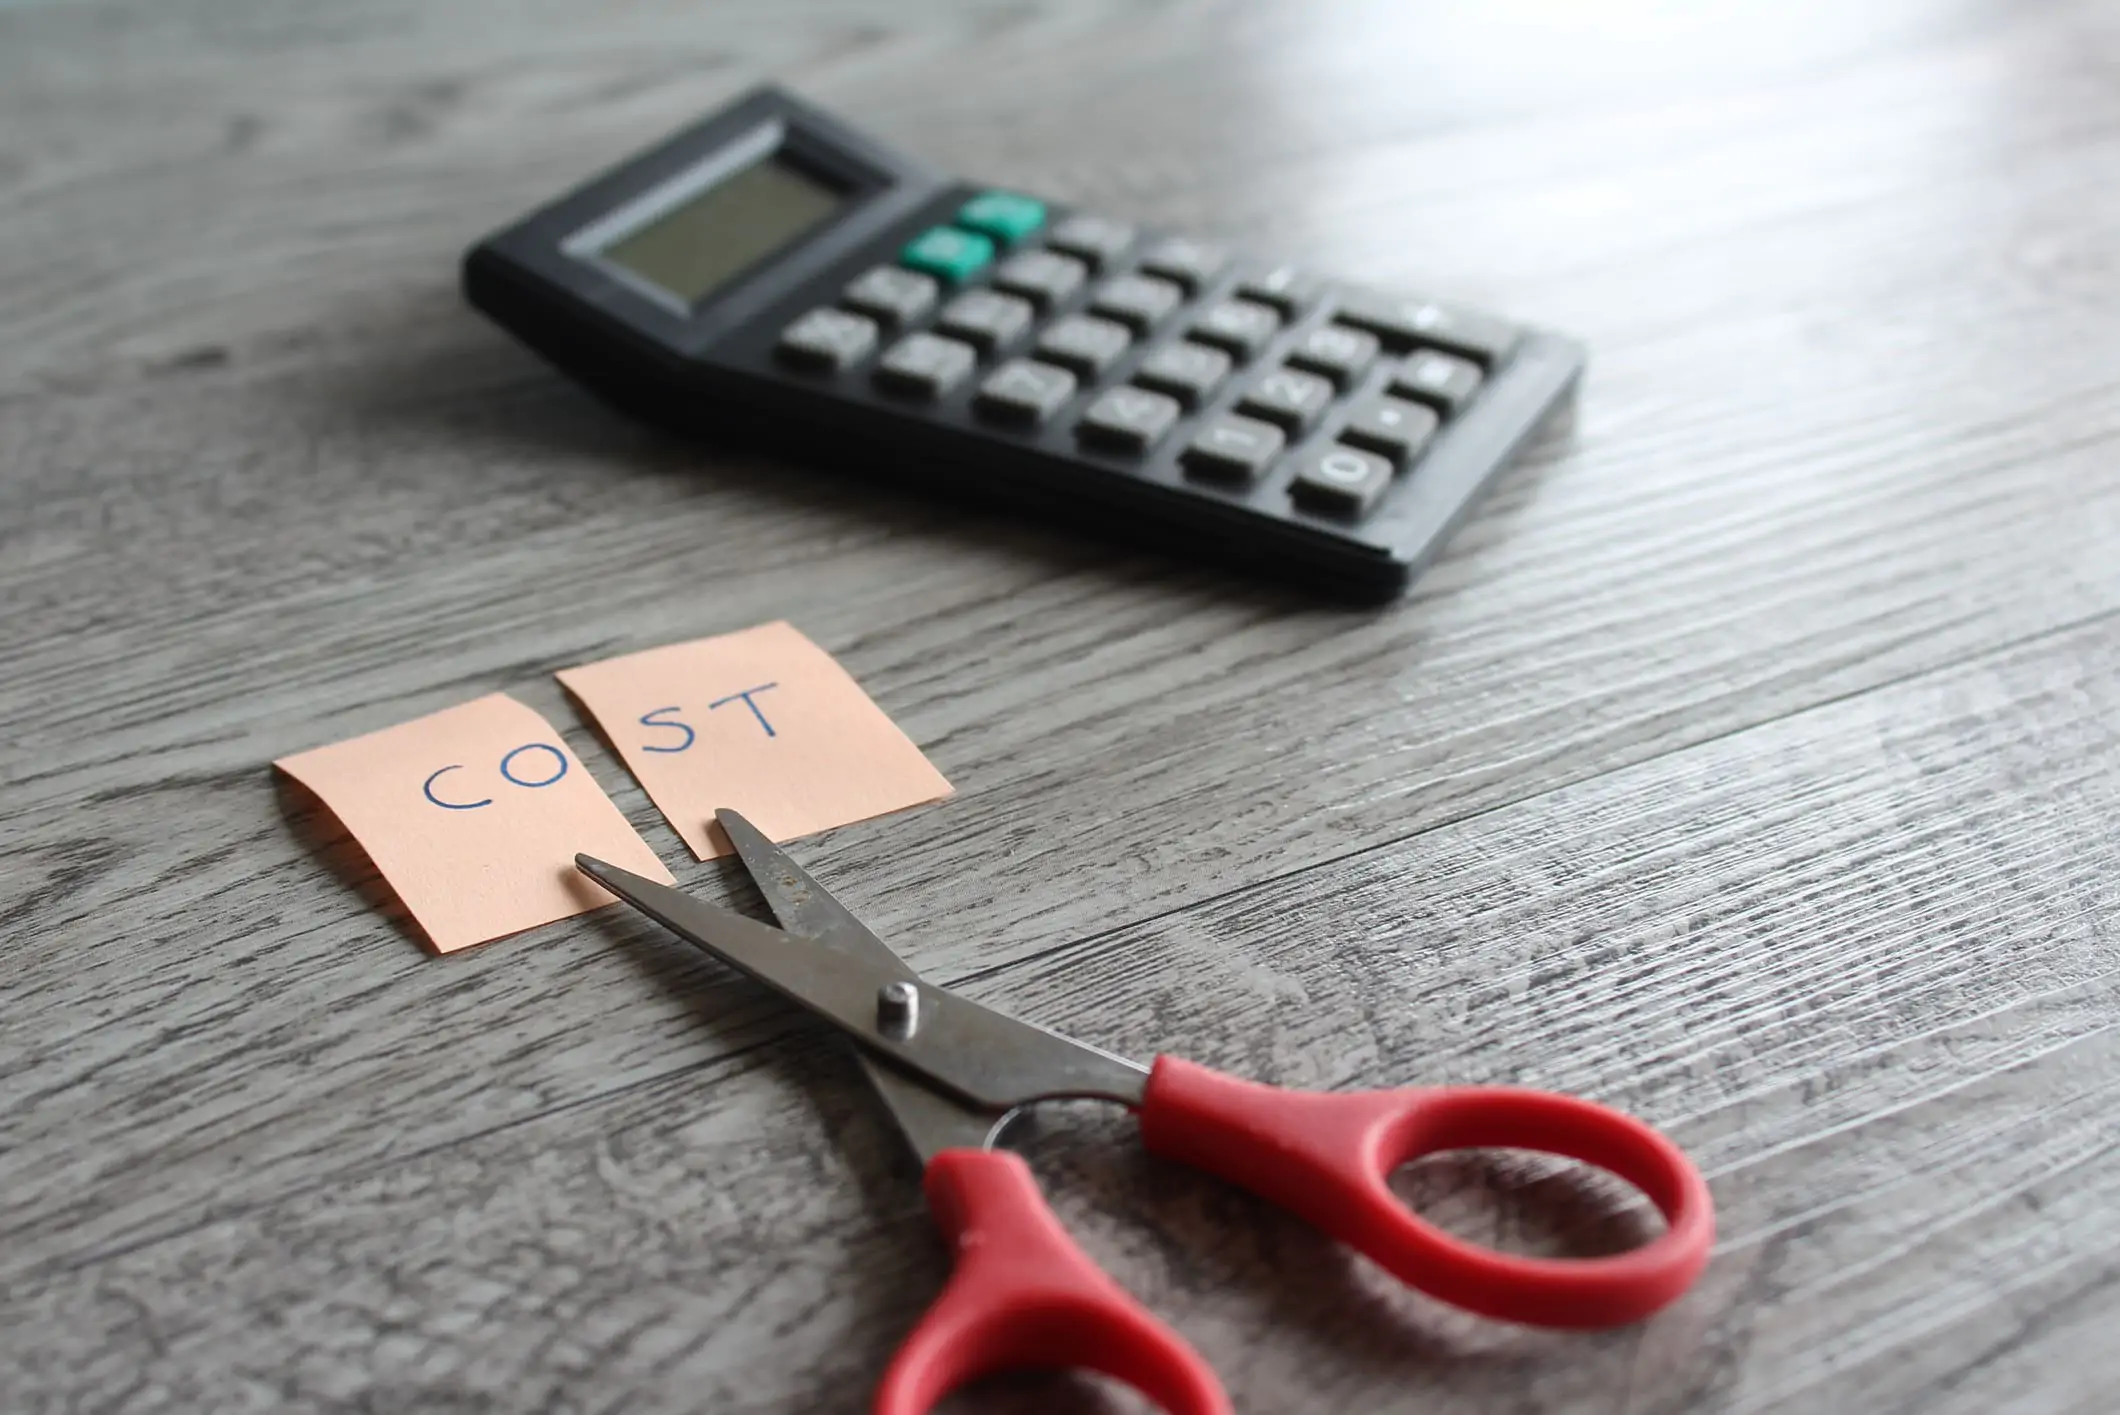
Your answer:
[462,85,1583,600]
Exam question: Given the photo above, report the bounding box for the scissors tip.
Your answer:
[574,852,615,879]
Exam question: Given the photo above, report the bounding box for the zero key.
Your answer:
[1290,445,1394,518]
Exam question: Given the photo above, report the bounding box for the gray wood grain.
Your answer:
[5,0,2120,1411]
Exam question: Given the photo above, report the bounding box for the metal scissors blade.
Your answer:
[714,808,1002,1159]
[576,815,1146,1114]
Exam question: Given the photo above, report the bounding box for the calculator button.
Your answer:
[1236,265,1323,316]
[775,307,879,372]
[841,265,938,329]
[874,332,979,401]
[1078,386,1182,454]
[1336,295,1520,366]
[975,358,1077,425]
[1132,341,1232,409]
[900,225,996,285]
[1089,273,1185,332]
[1035,314,1132,377]
[1189,299,1281,361]
[1137,237,1228,292]
[1388,350,1484,416]
[1181,415,1285,485]
[1338,395,1439,468]
[1290,445,1395,517]
[935,288,1035,352]
[991,249,1089,309]
[956,191,1048,247]
[1286,324,1379,388]
[1235,367,1335,434]
[1044,214,1137,269]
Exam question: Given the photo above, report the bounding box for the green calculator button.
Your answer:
[900,225,995,285]
[955,191,1047,247]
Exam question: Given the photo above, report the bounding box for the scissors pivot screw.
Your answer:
[875,980,921,1038]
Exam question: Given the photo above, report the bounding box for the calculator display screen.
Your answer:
[595,147,845,306]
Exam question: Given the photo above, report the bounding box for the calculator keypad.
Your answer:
[774,193,1528,532]
[1286,324,1378,388]
[976,359,1077,424]
[1389,350,1483,415]
[1045,214,1136,269]
[875,332,978,400]
[1339,395,1439,467]
[1133,341,1231,408]
[1237,367,1335,434]
[1036,314,1132,377]
[1190,299,1281,360]
[936,288,1034,352]
[1290,445,1394,516]
[1183,415,1284,485]
[1236,265,1321,315]
[777,308,879,371]
[1079,386,1182,453]
[842,265,938,329]
[1138,237,1227,292]
[1337,295,1519,366]
[900,226,995,286]
[991,250,1088,309]
[1090,274,1184,332]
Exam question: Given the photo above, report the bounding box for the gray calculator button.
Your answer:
[1286,324,1379,388]
[1235,366,1336,434]
[991,249,1089,309]
[1078,385,1182,453]
[1089,273,1184,332]
[1044,214,1137,269]
[1389,349,1484,415]
[1189,299,1281,360]
[1290,444,1394,517]
[1137,236,1227,292]
[1181,415,1285,485]
[1132,340,1232,408]
[1035,313,1132,377]
[775,307,879,372]
[935,288,1035,352]
[874,332,979,401]
[1236,264,1323,315]
[841,264,938,328]
[1338,395,1439,468]
[975,358,1078,425]
[1336,294,1520,366]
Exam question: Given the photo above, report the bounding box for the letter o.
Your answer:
[499,742,568,789]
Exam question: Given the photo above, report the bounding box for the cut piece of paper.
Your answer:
[274,693,674,954]
[557,621,954,860]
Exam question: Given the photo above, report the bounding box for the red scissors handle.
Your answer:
[1137,1056,1714,1328]
[874,1149,1231,1415]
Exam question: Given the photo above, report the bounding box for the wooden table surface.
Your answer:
[7,1,2120,1411]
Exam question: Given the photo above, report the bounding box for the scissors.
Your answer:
[577,809,1713,1415]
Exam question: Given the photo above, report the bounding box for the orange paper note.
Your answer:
[557,622,954,859]
[274,693,674,953]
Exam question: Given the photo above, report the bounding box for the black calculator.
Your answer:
[463,86,1583,600]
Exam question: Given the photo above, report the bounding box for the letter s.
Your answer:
[639,706,696,754]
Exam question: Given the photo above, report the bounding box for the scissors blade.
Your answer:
[715,808,903,972]
[716,810,1000,1159]
[576,851,1149,1113]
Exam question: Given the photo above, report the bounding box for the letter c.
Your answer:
[422,764,492,811]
